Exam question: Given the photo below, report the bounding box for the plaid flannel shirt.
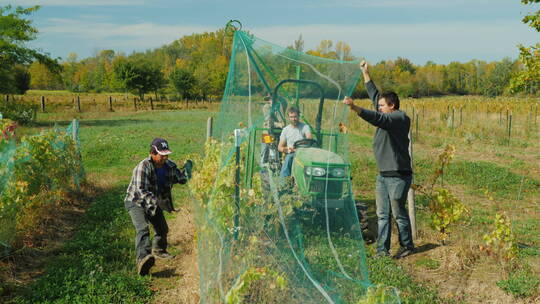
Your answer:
[124,157,188,215]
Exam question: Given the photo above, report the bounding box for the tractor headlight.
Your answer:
[305,166,326,177]
[330,168,346,178]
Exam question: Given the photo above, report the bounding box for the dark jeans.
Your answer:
[126,203,169,261]
[375,175,414,254]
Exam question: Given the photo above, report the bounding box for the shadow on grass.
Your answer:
[151,268,178,279]
[414,243,440,254]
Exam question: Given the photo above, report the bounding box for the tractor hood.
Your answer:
[294,147,345,166]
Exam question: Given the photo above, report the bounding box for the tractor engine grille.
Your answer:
[310,180,343,199]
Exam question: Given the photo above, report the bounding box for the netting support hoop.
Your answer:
[225,20,242,36]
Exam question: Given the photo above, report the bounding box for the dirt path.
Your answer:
[151,205,199,304]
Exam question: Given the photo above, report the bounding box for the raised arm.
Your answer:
[360,60,380,110]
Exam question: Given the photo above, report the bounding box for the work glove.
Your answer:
[183,159,193,179]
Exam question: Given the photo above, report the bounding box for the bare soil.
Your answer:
[151,205,199,304]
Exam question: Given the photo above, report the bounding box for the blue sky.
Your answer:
[3,0,539,64]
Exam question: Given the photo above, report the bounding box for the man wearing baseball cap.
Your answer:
[124,138,192,276]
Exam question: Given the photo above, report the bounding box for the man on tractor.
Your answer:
[277,106,312,177]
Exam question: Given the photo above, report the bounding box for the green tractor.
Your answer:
[243,79,360,231]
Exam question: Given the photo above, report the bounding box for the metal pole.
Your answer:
[508,114,512,145]
[451,108,454,129]
[233,129,242,240]
[415,113,419,139]
[295,65,301,106]
[72,119,78,141]
[407,130,417,240]
[206,117,213,141]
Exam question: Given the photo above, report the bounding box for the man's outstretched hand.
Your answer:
[343,96,354,107]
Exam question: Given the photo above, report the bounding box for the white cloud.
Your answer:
[39,18,213,50]
[0,0,148,6]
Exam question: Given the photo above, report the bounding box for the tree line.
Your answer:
[2,3,539,100]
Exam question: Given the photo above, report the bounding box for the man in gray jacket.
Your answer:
[343,60,414,259]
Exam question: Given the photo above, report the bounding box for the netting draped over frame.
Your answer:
[192,30,384,303]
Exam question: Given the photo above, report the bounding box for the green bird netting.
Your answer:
[0,119,85,255]
[190,28,400,304]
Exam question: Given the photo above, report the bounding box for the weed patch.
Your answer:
[9,186,153,304]
[497,266,540,298]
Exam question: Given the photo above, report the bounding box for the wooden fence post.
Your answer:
[109,96,113,112]
[77,96,81,112]
[41,96,46,112]
[133,97,137,111]
[150,97,154,110]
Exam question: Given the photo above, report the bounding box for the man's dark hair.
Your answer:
[287,106,300,115]
[150,146,158,155]
[379,92,400,110]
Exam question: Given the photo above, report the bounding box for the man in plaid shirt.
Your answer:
[124,138,192,276]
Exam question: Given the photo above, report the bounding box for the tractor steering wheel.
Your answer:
[293,139,318,149]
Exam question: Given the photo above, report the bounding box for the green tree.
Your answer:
[169,67,196,99]
[509,0,540,94]
[12,65,31,94]
[483,58,516,97]
[28,61,62,90]
[112,59,164,100]
[0,5,59,94]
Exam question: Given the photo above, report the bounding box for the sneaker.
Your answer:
[152,250,175,260]
[137,254,155,276]
[392,247,414,259]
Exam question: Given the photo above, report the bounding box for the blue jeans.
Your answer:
[375,175,414,254]
[280,153,295,177]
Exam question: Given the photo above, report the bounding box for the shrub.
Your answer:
[0,100,38,124]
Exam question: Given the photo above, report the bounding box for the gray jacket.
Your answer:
[358,81,412,174]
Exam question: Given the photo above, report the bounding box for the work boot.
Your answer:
[392,247,414,259]
[137,254,155,276]
[152,249,175,260]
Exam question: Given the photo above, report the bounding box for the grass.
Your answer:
[3,94,539,303]
[497,266,540,298]
[7,109,209,303]
[346,97,539,302]
[11,186,154,304]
